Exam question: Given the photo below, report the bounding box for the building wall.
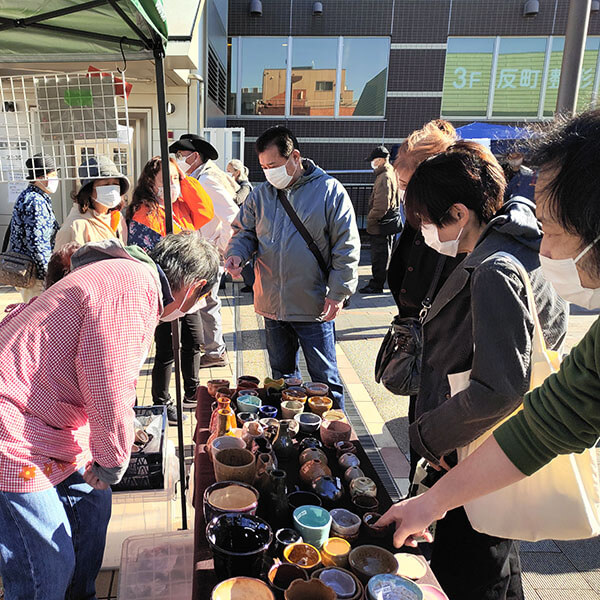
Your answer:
[227,0,600,184]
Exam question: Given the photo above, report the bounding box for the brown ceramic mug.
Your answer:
[213,447,256,485]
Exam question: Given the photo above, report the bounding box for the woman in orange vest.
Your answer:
[127,156,215,425]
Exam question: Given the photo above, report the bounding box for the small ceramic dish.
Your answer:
[367,573,423,600]
[211,576,275,600]
[348,545,398,584]
[283,542,322,570]
[394,553,428,580]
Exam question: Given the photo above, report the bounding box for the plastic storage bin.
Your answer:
[118,531,194,600]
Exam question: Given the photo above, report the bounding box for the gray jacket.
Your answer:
[226,159,360,321]
[409,197,568,465]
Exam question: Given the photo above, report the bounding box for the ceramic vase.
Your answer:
[273,419,296,464]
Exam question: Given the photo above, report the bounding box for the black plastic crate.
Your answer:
[111,405,168,492]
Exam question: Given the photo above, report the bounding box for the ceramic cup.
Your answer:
[362,512,390,540]
[334,441,356,458]
[344,466,365,484]
[338,452,361,470]
[207,379,230,397]
[329,508,362,539]
[294,413,322,435]
[313,567,363,600]
[237,395,262,414]
[303,382,330,397]
[282,388,308,404]
[272,528,303,559]
[288,490,323,512]
[259,405,278,420]
[281,400,305,421]
[308,396,333,418]
[237,411,259,427]
[283,542,322,572]
[203,481,260,523]
[284,578,336,600]
[217,387,236,400]
[320,537,351,569]
[321,409,348,424]
[284,377,303,387]
[293,505,332,549]
[351,495,379,516]
[238,375,261,386]
[367,574,423,600]
[348,545,399,585]
[213,447,257,484]
[211,435,247,460]
[320,420,352,449]
[268,563,308,597]
[298,447,328,466]
[211,576,275,600]
[349,477,377,499]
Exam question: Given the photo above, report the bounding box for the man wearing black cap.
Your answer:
[7,153,60,300]
[169,134,239,368]
[359,145,400,294]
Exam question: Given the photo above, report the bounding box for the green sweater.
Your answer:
[494,316,600,476]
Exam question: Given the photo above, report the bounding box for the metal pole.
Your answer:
[154,45,188,531]
[556,0,592,115]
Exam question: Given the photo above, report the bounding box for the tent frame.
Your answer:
[0,1,189,530]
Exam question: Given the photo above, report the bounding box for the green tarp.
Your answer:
[0,0,167,63]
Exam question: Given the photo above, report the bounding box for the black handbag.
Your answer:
[374,255,445,395]
[0,220,36,289]
[377,205,404,236]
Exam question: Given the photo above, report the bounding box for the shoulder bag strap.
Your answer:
[2,219,11,253]
[419,254,446,322]
[276,189,329,276]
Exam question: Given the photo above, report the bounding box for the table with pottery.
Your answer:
[192,376,447,600]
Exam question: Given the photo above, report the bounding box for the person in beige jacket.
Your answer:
[360,145,400,294]
[55,156,129,250]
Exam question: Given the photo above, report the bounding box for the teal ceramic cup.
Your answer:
[237,395,261,413]
[293,505,332,549]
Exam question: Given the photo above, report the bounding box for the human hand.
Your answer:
[320,298,344,322]
[378,494,442,548]
[224,255,243,277]
[426,456,451,472]
[83,461,110,490]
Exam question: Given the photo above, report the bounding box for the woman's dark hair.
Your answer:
[404,140,506,228]
[127,156,179,221]
[45,242,81,288]
[71,182,123,214]
[255,125,300,158]
[528,109,600,273]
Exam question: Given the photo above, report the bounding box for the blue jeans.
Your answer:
[264,318,344,409]
[0,469,112,600]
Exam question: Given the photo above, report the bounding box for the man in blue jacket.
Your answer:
[225,126,360,408]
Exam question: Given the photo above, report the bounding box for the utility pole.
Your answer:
[556,0,591,115]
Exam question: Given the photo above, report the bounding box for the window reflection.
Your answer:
[227,37,237,115]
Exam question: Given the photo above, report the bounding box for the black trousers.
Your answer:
[368,234,393,289]
[431,506,524,600]
[151,312,203,404]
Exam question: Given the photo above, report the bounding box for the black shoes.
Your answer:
[359,285,384,294]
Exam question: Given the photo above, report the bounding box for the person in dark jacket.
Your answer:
[402,141,567,600]
[503,150,536,201]
[359,146,399,294]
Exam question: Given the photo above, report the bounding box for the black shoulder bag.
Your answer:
[276,189,350,307]
[374,255,446,396]
[0,219,36,289]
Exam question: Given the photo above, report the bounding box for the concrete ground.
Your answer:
[0,248,599,599]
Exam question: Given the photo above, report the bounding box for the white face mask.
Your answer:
[157,182,181,202]
[161,285,206,322]
[263,156,297,190]
[45,176,59,194]
[94,184,121,208]
[421,222,464,257]
[176,158,191,174]
[539,236,600,309]
[371,160,379,170]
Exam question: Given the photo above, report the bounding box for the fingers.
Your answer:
[439,457,451,471]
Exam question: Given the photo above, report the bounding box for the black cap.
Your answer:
[365,146,390,162]
[169,134,219,160]
[26,153,57,180]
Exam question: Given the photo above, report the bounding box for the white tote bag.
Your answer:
[454,252,600,541]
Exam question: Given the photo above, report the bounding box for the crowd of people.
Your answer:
[1,108,600,599]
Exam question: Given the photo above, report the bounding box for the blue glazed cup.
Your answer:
[293,505,332,550]
[258,405,278,420]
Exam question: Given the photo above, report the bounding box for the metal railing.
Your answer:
[342,183,373,231]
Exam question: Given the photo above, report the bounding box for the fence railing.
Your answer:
[342,183,373,231]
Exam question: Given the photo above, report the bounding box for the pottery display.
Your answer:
[268,563,308,597]
[320,420,352,449]
[237,411,259,427]
[281,400,305,421]
[271,528,303,559]
[259,405,279,420]
[329,509,362,540]
[362,512,389,539]
[292,505,332,549]
[307,396,333,418]
[299,459,332,486]
[348,545,399,584]
[211,576,275,600]
[273,419,296,463]
[284,578,336,600]
[242,421,265,448]
[344,466,365,484]
[351,495,380,515]
[282,387,308,404]
[267,468,290,530]
[297,437,323,453]
[321,409,348,424]
[283,542,322,571]
[237,395,262,414]
[213,447,257,484]
[298,447,328,466]
[206,513,273,582]
[311,476,344,508]
[394,553,428,580]
[283,376,303,387]
[294,412,322,434]
[349,477,377,499]
[334,441,357,458]
[367,574,423,600]
[338,452,361,470]
[318,567,357,598]
[287,490,323,512]
[207,379,230,398]
[303,382,330,397]
[203,481,260,523]
[264,377,286,391]
[320,537,351,569]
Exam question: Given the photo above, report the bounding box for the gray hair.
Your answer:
[150,232,220,295]
[227,159,249,181]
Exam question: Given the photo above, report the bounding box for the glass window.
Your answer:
[543,37,600,116]
[342,38,389,117]
[492,38,547,117]
[291,38,338,116]
[240,38,288,115]
[227,37,237,115]
[442,38,495,117]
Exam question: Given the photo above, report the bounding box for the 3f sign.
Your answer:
[452,67,482,89]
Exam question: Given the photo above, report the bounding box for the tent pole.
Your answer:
[154,45,188,531]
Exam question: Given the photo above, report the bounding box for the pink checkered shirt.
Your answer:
[0,258,161,493]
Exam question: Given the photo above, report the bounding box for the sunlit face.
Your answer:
[154,164,179,203]
[258,146,300,173]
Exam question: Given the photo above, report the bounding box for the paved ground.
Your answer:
[1,249,599,599]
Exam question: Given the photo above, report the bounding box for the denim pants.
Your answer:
[264,317,344,409]
[152,311,203,403]
[0,469,112,600]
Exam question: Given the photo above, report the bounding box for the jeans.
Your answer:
[199,267,226,358]
[152,311,203,403]
[264,317,344,409]
[368,234,394,289]
[0,469,112,600]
